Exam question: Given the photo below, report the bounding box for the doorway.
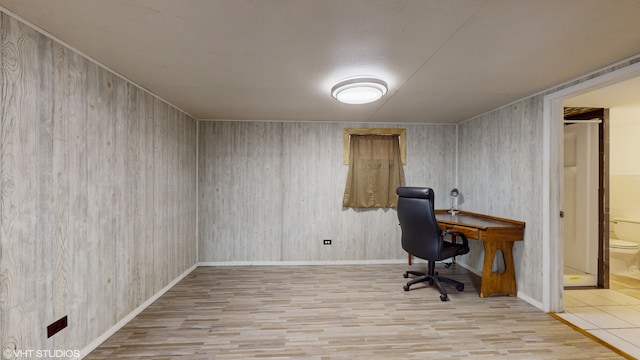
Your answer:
[555,106,640,357]
[542,60,640,313]
[562,109,604,288]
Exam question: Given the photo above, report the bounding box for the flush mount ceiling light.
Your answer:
[331,77,388,104]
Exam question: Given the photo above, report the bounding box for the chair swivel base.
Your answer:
[403,270,465,301]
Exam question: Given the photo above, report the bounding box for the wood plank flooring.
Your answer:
[86,264,625,359]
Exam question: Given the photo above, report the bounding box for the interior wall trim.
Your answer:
[198,260,411,267]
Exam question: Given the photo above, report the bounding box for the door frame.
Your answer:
[542,60,640,312]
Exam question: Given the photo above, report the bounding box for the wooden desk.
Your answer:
[418,210,525,297]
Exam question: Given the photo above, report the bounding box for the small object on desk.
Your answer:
[449,188,459,215]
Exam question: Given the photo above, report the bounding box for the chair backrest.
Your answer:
[396,187,443,261]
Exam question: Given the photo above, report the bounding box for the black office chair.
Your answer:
[396,187,470,301]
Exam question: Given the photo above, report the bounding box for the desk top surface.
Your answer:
[435,210,525,230]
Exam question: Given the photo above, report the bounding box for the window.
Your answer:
[342,129,406,208]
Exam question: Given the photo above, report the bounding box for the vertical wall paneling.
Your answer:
[114,78,132,321]
[86,58,117,341]
[0,12,198,356]
[166,106,176,280]
[1,16,41,352]
[198,121,285,262]
[280,122,343,261]
[198,121,456,263]
[138,89,156,302]
[50,41,71,349]
[182,113,198,273]
[36,27,56,348]
[66,46,89,350]
[35,31,54,346]
[458,96,544,301]
[152,99,168,292]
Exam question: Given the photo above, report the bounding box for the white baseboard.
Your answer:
[454,261,543,310]
[516,291,544,310]
[198,259,409,266]
[454,261,482,276]
[79,264,198,359]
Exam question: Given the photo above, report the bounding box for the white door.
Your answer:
[563,123,599,286]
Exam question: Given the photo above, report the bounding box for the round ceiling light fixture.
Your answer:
[331,77,388,104]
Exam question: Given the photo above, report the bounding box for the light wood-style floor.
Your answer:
[86,264,626,359]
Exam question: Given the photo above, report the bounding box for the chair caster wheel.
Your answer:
[403,272,409,278]
[403,285,410,291]
[456,285,464,292]
[440,294,448,301]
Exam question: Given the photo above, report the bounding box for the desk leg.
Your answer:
[408,253,412,265]
[451,234,457,264]
[480,241,516,297]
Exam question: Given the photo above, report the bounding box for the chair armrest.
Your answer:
[443,229,469,248]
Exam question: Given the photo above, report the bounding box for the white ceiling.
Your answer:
[2,0,640,123]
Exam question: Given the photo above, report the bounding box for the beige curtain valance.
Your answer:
[343,128,406,165]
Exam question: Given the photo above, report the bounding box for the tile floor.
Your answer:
[558,279,640,359]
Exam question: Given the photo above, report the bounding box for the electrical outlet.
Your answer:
[47,316,68,338]
[323,239,332,245]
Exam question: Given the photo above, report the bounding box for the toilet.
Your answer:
[609,217,640,274]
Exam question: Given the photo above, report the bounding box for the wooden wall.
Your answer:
[198,121,456,262]
[0,13,197,356]
[457,97,544,301]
